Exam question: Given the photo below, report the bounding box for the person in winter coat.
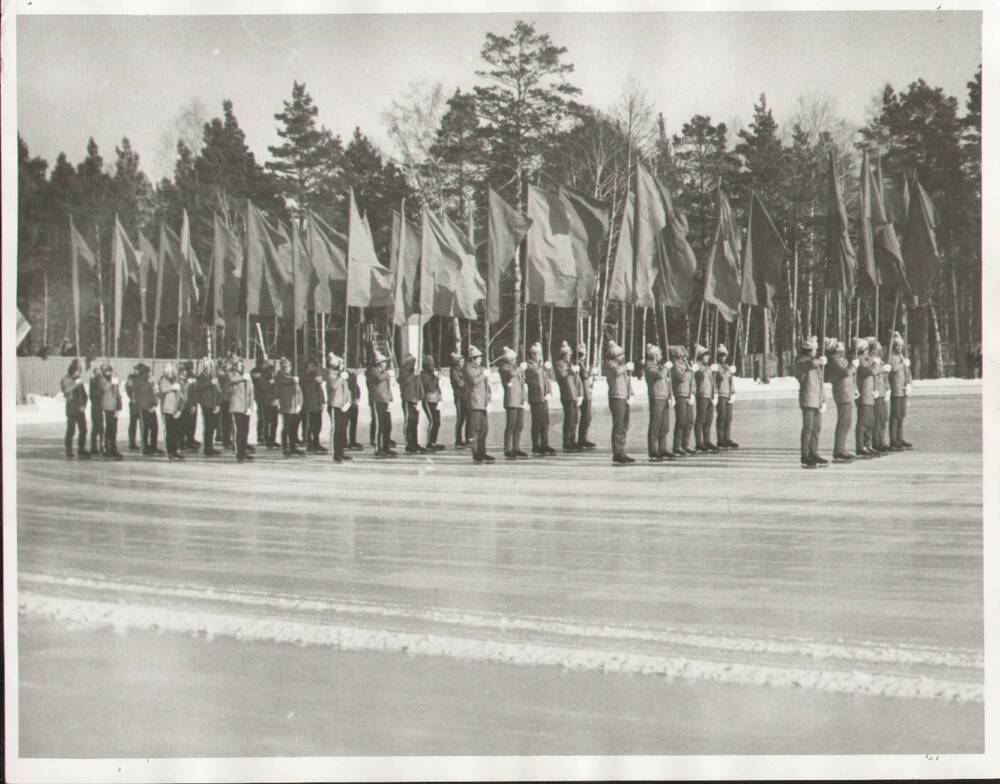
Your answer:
[713,344,738,448]
[367,351,396,458]
[420,354,446,451]
[497,346,528,460]
[345,366,363,450]
[854,339,878,457]
[131,363,162,455]
[793,336,828,467]
[888,330,914,449]
[603,341,634,464]
[525,342,556,456]
[88,364,105,455]
[325,353,352,463]
[274,358,304,456]
[227,358,255,463]
[398,354,426,454]
[463,345,493,464]
[61,359,90,458]
[576,343,597,449]
[670,346,695,456]
[125,365,142,451]
[158,364,186,460]
[96,363,124,459]
[178,361,200,452]
[693,344,719,452]
[870,337,891,453]
[450,352,470,448]
[250,357,278,448]
[300,361,328,454]
[553,340,583,451]
[644,343,673,461]
[827,339,860,461]
[195,362,223,457]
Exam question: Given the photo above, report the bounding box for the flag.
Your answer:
[156,223,181,326]
[739,191,786,309]
[858,150,879,290]
[607,190,635,304]
[245,201,294,318]
[178,209,202,321]
[112,214,142,349]
[636,161,698,310]
[70,216,99,340]
[525,185,577,307]
[870,159,908,292]
[16,308,31,348]
[559,184,610,307]
[391,207,422,326]
[346,189,394,308]
[307,211,348,314]
[823,151,857,298]
[204,214,242,326]
[486,187,532,323]
[902,178,942,306]
[287,220,311,329]
[137,230,159,325]
[419,206,483,319]
[702,184,742,322]
[902,174,911,222]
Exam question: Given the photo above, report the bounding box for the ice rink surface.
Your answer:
[13,387,983,756]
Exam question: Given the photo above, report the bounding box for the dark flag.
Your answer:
[870,158,908,292]
[204,214,243,326]
[112,215,142,351]
[486,187,532,323]
[245,201,293,318]
[419,206,483,320]
[525,185,577,307]
[823,150,857,298]
[391,207,422,326]
[858,150,879,290]
[702,184,742,322]
[137,230,159,325]
[559,184,609,307]
[306,211,348,314]
[156,223,182,327]
[902,178,942,306]
[70,216,99,343]
[739,191,786,309]
[607,190,635,304]
[346,189,394,309]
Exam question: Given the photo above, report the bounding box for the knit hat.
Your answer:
[401,353,416,368]
[576,342,588,355]
[645,343,661,360]
[853,337,869,354]
[529,342,542,357]
[891,330,904,348]
[373,350,388,365]
[606,341,624,359]
[694,344,710,359]
[716,344,728,356]
[468,345,483,359]
[801,335,818,351]
[559,340,572,356]
[668,345,683,360]
[423,354,436,369]
[328,353,344,369]
[502,345,517,362]
[450,351,462,365]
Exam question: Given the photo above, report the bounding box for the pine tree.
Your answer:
[112,137,154,234]
[430,89,483,223]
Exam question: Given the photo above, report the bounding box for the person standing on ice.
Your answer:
[464,345,494,464]
[793,335,828,467]
[576,343,597,450]
[826,339,858,462]
[226,358,254,463]
[398,354,426,455]
[713,344,738,449]
[61,359,90,459]
[299,360,327,455]
[449,351,470,449]
[693,344,719,453]
[420,354,445,452]
[670,346,696,457]
[870,338,891,454]
[274,357,304,457]
[96,362,124,460]
[888,331,914,450]
[603,340,634,465]
[553,340,582,452]
[131,363,161,456]
[158,363,185,461]
[525,342,556,456]
[497,345,528,460]
[367,350,397,459]
[854,337,878,458]
[194,361,223,457]
[325,353,352,463]
[88,363,105,456]
[251,357,277,449]
[643,343,672,462]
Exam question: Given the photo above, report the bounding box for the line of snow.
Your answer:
[19,592,983,703]
[21,573,983,670]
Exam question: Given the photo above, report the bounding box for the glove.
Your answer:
[874,390,881,399]
[213,407,220,414]
[905,383,912,396]
[519,362,528,371]
[851,358,860,368]
[820,402,828,413]
[571,364,580,373]
[592,366,600,376]
[666,361,673,370]
[243,373,251,381]
[625,362,634,372]
[341,402,351,412]
[172,383,181,391]
[522,402,529,410]
[75,378,84,386]
[387,370,396,378]
[711,395,718,406]
[729,395,736,406]
[689,395,695,405]
[710,363,719,372]
[544,392,551,401]
[111,377,120,385]
[818,356,828,366]
[575,397,583,406]
[853,390,860,400]
[904,358,911,367]
[173,410,182,419]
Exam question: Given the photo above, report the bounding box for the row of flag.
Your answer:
[67,152,941,355]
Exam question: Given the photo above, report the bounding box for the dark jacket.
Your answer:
[195,373,222,410]
[366,366,394,404]
[274,371,303,414]
[794,355,825,409]
[525,360,551,404]
[464,364,491,410]
[300,373,326,412]
[553,357,581,402]
[450,365,466,401]
[399,366,422,404]
[61,375,88,415]
[420,368,442,404]
[132,376,158,411]
[644,362,670,400]
[250,363,275,402]
[670,360,694,398]
[498,360,527,409]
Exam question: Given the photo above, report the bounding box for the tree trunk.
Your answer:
[928,300,944,379]
[512,167,524,358]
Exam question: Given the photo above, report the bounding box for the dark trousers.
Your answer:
[454,397,469,445]
[375,402,392,453]
[219,402,232,446]
[422,401,441,446]
[834,402,853,455]
[369,401,378,446]
[180,407,198,449]
[890,396,908,445]
[281,413,300,452]
[346,403,359,444]
[530,401,550,450]
[716,398,732,444]
[695,397,715,448]
[233,412,250,459]
[647,397,670,457]
[128,407,140,447]
[329,407,347,459]
[404,401,420,450]
[855,402,874,451]
[164,413,181,456]
[468,408,488,459]
[140,409,159,452]
[65,411,87,454]
[561,399,579,449]
[874,399,889,448]
[103,412,119,454]
[504,407,524,454]
[801,407,821,460]
[254,395,270,443]
[200,405,217,454]
[90,407,104,453]
[673,399,692,452]
[578,398,592,445]
[609,398,630,458]
[303,411,323,450]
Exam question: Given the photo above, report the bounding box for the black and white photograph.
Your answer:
[3,2,996,781]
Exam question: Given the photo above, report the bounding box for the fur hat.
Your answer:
[853,337,869,354]
[868,337,881,355]
[668,345,684,360]
[606,341,624,359]
[402,353,416,368]
[467,345,483,360]
[801,335,818,351]
[559,340,572,356]
[501,345,517,363]
[716,344,728,356]
[694,344,710,359]
[373,350,388,365]
[529,342,542,356]
[833,341,846,355]
[576,342,588,355]
[891,330,904,348]
[645,343,661,360]
[328,353,344,369]
[423,354,436,369]
[450,351,462,365]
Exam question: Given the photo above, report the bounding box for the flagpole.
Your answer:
[71,219,81,357]
[695,301,706,350]
[855,296,861,340]
[874,284,880,344]
[292,218,298,375]
[95,222,107,357]
[761,306,770,383]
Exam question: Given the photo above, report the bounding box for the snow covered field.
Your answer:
[11,383,983,758]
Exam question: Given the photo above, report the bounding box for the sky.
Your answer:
[15,10,982,182]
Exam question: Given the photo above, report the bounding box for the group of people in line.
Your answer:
[58,339,744,466]
[793,330,914,467]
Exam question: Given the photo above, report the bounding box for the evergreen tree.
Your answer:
[111,137,154,234]
[342,127,411,255]
[430,89,484,223]
[734,94,786,219]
